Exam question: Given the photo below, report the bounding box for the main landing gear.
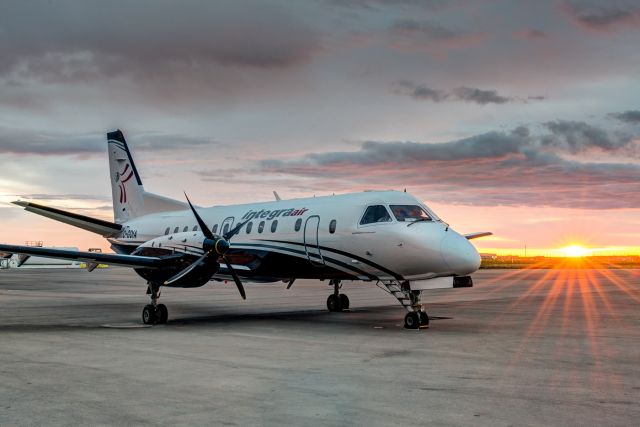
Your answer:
[380,281,429,330]
[326,279,350,312]
[142,283,168,325]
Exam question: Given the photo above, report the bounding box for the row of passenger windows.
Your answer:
[164,218,338,236]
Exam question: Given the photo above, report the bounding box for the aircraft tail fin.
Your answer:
[107,130,185,223]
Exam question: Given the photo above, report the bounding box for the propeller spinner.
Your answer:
[164,194,247,300]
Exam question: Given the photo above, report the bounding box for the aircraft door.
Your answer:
[304,215,324,266]
[221,216,235,235]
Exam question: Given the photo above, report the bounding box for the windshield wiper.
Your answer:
[407,218,430,227]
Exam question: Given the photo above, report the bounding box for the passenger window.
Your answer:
[164,227,170,235]
[258,221,265,233]
[329,219,337,234]
[183,226,188,232]
[212,224,218,234]
[360,205,392,225]
[246,222,253,234]
[174,227,179,233]
[295,218,302,232]
[193,226,198,231]
[223,224,230,235]
[271,220,278,233]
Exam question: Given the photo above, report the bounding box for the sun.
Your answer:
[560,245,590,258]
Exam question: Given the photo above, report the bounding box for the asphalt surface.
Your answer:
[0,268,639,426]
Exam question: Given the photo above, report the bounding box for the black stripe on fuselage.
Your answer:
[257,239,403,280]
[235,242,377,280]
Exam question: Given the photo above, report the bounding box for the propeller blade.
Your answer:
[223,220,247,241]
[184,192,214,239]
[164,252,209,285]
[223,255,246,300]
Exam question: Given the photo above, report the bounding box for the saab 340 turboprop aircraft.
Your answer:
[0,130,491,329]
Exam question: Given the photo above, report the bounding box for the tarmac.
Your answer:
[0,268,638,426]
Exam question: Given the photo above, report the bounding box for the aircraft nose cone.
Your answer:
[440,232,481,275]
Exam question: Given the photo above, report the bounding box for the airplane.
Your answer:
[0,130,491,329]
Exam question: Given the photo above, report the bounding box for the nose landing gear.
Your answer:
[142,283,168,325]
[326,279,350,312]
[380,281,430,329]
[404,310,429,329]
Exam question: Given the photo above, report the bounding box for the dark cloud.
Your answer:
[392,80,448,102]
[543,120,633,153]
[0,128,215,156]
[389,19,488,52]
[563,1,640,32]
[452,87,511,105]
[609,110,640,124]
[250,123,640,209]
[393,81,543,105]
[0,1,321,85]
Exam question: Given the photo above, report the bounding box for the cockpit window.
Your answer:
[360,205,392,225]
[390,205,432,222]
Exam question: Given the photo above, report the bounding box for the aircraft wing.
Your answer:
[464,232,493,240]
[0,244,179,269]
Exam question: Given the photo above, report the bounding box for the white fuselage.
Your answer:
[108,190,481,283]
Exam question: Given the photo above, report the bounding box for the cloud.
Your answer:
[388,19,488,52]
[392,81,543,105]
[452,87,511,105]
[392,80,448,102]
[0,128,216,157]
[543,120,633,152]
[609,110,640,124]
[0,1,321,85]
[563,1,640,32]
[248,122,640,209]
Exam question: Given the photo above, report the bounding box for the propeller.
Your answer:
[164,193,247,300]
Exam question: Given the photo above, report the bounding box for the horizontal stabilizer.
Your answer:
[0,243,181,269]
[12,201,122,237]
[464,232,493,240]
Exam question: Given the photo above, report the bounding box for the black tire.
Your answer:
[404,312,420,329]
[339,294,350,310]
[418,311,429,326]
[327,294,342,312]
[142,304,157,325]
[156,304,168,324]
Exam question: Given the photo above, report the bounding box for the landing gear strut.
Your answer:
[142,282,168,325]
[380,281,429,329]
[326,279,349,312]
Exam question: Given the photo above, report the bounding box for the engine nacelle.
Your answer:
[131,232,220,288]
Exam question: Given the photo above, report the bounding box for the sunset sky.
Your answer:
[0,0,639,255]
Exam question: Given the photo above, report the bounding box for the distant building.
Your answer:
[480,253,497,260]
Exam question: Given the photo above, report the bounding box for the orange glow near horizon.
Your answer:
[558,245,591,258]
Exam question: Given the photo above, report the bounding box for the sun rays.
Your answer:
[477,258,639,396]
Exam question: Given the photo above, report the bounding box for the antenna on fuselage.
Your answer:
[273,191,281,201]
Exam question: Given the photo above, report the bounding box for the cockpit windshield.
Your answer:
[389,205,432,222]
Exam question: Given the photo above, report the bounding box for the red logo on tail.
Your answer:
[116,164,134,203]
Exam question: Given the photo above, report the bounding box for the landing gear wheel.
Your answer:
[339,294,350,310]
[404,312,420,329]
[142,304,157,325]
[327,294,342,312]
[156,304,168,324]
[418,311,429,327]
